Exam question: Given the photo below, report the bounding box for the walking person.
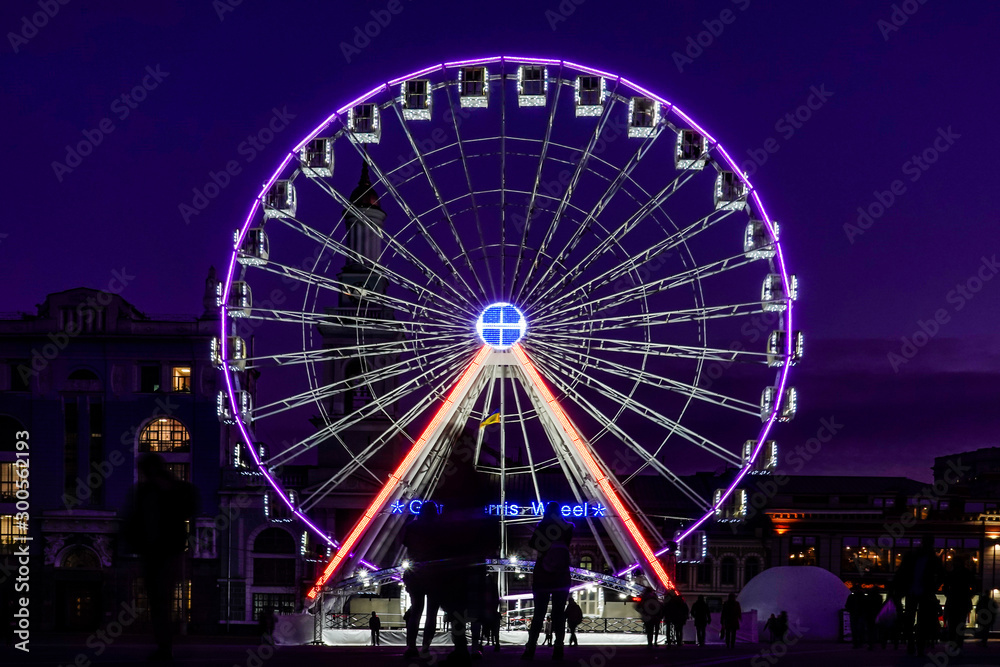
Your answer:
[690,595,711,646]
[943,556,977,649]
[763,613,778,644]
[522,502,573,661]
[369,611,382,646]
[666,592,689,646]
[565,597,583,647]
[720,593,742,649]
[122,453,200,662]
[636,586,664,648]
[846,589,867,648]
[402,500,443,659]
[893,538,945,655]
[543,615,553,645]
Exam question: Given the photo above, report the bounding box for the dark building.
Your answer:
[0,279,227,632]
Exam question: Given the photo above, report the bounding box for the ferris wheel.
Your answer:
[217,56,800,599]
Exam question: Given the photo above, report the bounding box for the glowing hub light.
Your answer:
[476,302,526,349]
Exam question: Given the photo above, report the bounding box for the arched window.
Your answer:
[138,417,190,453]
[252,528,296,587]
[744,556,761,583]
[720,556,737,586]
[61,546,101,569]
[579,554,594,571]
[253,528,296,554]
[697,557,713,585]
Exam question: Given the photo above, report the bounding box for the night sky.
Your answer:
[3,0,998,481]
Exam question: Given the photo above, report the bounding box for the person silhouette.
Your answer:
[522,502,573,661]
[720,593,742,649]
[369,611,382,646]
[402,500,442,659]
[690,595,711,646]
[122,453,199,661]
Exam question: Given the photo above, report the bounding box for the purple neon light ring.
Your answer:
[218,55,796,581]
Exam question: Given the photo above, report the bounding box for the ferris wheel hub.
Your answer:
[475,302,527,350]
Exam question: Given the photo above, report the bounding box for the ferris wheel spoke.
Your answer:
[251,256,467,325]
[532,301,769,334]
[522,118,668,305]
[511,67,563,302]
[298,356,473,512]
[242,334,466,371]
[523,334,770,365]
[240,307,466,337]
[510,377,544,505]
[528,337,760,416]
[270,210,476,321]
[515,84,621,305]
[265,346,473,471]
[252,339,473,421]
[535,253,759,324]
[340,131,482,307]
[526,344,742,467]
[389,103,489,301]
[530,205,734,315]
[442,84,496,300]
[523,350,713,511]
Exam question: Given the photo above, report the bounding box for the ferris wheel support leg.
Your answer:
[510,343,675,592]
[306,345,493,599]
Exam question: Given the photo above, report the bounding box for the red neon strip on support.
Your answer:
[307,344,492,599]
[511,343,674,591]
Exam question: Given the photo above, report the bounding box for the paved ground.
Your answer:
[2,638,999,667]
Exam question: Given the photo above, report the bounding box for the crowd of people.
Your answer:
[394,491,996,665]
[846,540,996,655]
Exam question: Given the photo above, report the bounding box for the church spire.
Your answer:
[349,162,382,211]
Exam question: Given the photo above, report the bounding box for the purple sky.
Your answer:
[3,1,998,481]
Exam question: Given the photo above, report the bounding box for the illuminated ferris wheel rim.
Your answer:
[219,54,795,582]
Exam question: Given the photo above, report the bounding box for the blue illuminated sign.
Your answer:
[476,302,527,349]
[388,499,607,518]
[485,501,607,518]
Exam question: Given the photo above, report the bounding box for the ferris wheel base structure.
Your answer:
[307,342,673,599]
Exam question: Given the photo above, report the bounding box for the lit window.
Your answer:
[138,417,191,453]
[0,463,16,502]
[1,514,28,554]
[580,554,594,571]
[172,366,192,393]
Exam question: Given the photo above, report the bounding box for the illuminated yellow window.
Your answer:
[172,366,192,393]
[139,417,191,453]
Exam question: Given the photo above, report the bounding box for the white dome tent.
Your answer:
[738,566,850,641]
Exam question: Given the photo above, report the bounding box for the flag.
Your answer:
[479,409,500,428]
